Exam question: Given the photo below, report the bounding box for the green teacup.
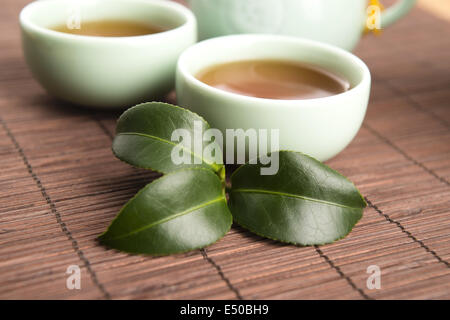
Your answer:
[20,0,197,108]
[176,35,371,161]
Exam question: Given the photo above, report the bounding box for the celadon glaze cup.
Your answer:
[20,0,197,108]
[176,35,371,161]
[187,0,416,51]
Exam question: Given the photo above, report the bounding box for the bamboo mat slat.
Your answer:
[0,0,449,299]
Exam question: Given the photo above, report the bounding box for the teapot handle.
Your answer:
[380,0,416,28]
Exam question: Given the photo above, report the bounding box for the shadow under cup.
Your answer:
[176,35,371,161]
[20,0,197,108]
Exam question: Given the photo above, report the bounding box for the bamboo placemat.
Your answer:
[0,0,449,300]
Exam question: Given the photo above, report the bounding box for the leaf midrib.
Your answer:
[102,196,226,241]
[231,188,362,210]
[117,132,221,171]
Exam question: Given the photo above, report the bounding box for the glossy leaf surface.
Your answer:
[99,169,231,255]
[229,151,366,245]
[112,102,223,174]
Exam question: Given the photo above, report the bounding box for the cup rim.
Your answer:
[19,0,196,42]
[177,34,371,104]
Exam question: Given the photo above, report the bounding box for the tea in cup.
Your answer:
[196,59,351,100]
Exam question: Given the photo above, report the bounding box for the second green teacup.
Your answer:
[176,35,371,161]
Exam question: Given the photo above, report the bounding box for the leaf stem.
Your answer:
[218,166,226,182]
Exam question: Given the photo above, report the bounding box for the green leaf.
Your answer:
[229,151,366,246]
[99,168,232,255]
[112,102,223,174]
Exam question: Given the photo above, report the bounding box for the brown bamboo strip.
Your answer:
[0,0,449,299]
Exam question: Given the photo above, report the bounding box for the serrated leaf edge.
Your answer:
[116,101,212,132]
[231,208,364,247]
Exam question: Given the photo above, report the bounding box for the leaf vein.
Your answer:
[231,188,362,210]
[117,132,220,171]
[102,196,226,241]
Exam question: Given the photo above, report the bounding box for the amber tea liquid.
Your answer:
[196,60,350,100]
[50,19,166,37]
